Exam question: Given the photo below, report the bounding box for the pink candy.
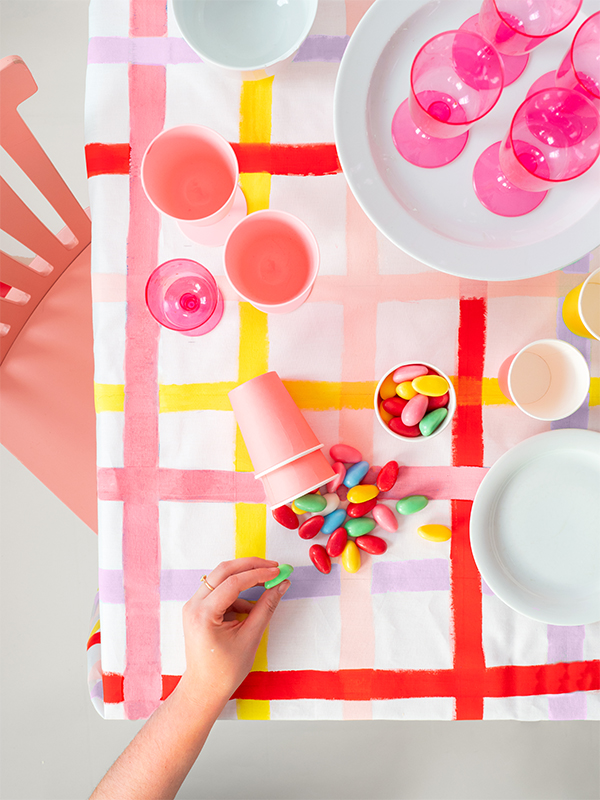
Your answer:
[372,503,398,532]
[329,444,362,463]
[326,461,346,493]
[392,364,428,383]
[401,393,429,427]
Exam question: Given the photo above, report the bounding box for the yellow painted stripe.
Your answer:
[94,383,125,413]
[98,377,600,413]
[90,619,101,636]
[235,65,273,716]
[159,382,237,413]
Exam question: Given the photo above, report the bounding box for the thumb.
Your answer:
[242,581,289,644]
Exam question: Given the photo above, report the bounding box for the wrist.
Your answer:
[173,673,230,720]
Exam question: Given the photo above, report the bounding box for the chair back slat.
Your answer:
[0,55,92,362]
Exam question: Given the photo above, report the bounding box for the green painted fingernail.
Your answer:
[264,564,293,589]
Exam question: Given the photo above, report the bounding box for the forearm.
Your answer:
[90,681,226,800]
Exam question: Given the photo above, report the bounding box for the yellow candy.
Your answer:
[379,373,398,400]
[412,375,449,397]
[379,401,394,424]
[291,501,307,515]
[417,524,452,542]
[347,484,379,504]
[341,540,361,573]
[396,380,417,400]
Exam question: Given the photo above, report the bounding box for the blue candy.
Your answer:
[343,460,370,488]
[321,508,347,535]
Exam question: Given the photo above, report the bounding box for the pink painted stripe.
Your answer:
[120,0,167,721]
[97,465,486,502]
[338,185,379,721]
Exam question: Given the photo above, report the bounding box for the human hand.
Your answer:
[177,558,289,710]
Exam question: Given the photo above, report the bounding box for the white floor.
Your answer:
[1,2,599,798]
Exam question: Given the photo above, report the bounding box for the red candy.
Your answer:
[271,504,299,530]
[326,527,348,558]
[388,417,421,437]
[376,460,399,492]
[355,534,388,555]
[427,392,450,411]
[347,497,378,518]
[309,544,332,574]
[298,515,324,539]
[382,396,408,416]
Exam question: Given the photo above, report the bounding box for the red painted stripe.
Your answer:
[87,631,101,650]
[231,142,341,175]
[83,142,341,178]
[85,143,131,177]
[451,499,485,720]
[451,295,487,720]
[102,661,600,704]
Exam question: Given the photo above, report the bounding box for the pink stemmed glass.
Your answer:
[556,12,600,106]
[460,14,529,86]
[145,258,224,336]
[479,0,582,57]
[392,30,504,169]
[473,87,600,216]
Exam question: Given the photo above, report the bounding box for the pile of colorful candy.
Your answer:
[271,444,402,575]
[377,363,451,438]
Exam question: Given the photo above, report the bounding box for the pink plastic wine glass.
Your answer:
[473,87,600,216]
[460,14,529,86]
[556,12,600,106]
[392,30,504,169]
[145,259,224,336]
[479,0,582,57]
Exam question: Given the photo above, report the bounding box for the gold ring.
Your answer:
[201,575,215,592]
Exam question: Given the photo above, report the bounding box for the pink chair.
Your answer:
[0,55,97,532]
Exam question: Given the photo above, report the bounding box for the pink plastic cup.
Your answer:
[556,11,600,107]
[228,371,323,476]
[141,125,247,247]
[498,339,590,420]
[261,449,336,509]
[223,210,319,313]
[479,0,582,57]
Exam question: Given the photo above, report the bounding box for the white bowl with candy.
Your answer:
[374,361,456,441]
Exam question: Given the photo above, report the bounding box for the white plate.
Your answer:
[334,0,600,281]
[470,429,600,625]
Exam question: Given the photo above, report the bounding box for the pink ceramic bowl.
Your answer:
[374,361,456,442]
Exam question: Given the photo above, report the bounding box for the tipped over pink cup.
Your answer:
[228,371,335,507]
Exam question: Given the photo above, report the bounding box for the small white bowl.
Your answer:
[374,361,457,442]
[173,0,318,81]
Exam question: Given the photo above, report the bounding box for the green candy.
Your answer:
[396,495,428,515]
[344,517,376,538]
[419,407,448,437]
[294,493,327,513]
[264,564,294,590]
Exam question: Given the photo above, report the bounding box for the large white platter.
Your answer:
[470,429,600,625]
[334,0,600,281]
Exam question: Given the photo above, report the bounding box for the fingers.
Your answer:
[187,558,279,605]
[202,566,281,619]
[241,581,290,643]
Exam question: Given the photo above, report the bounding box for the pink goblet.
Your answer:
[473,87,600,216]
[145,258,224,336]
[392,30,504,169]
[479,0,582,57]
[460,14,529,86]
[556,12,600,106]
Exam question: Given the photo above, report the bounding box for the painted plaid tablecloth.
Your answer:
[84,0,600,721]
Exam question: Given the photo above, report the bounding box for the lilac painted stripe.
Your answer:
[294,34,349,62]
[547,624,585,663]
[240,565,341,602]
[99,569,125,604]
[549,692,587,720]
[88,36,201,64]
[481,578,494,596]
[90,681,105,700]
[372,559,450,594]
[88,35,348,65]
[552,296,591,431]
[562,253,591,273]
